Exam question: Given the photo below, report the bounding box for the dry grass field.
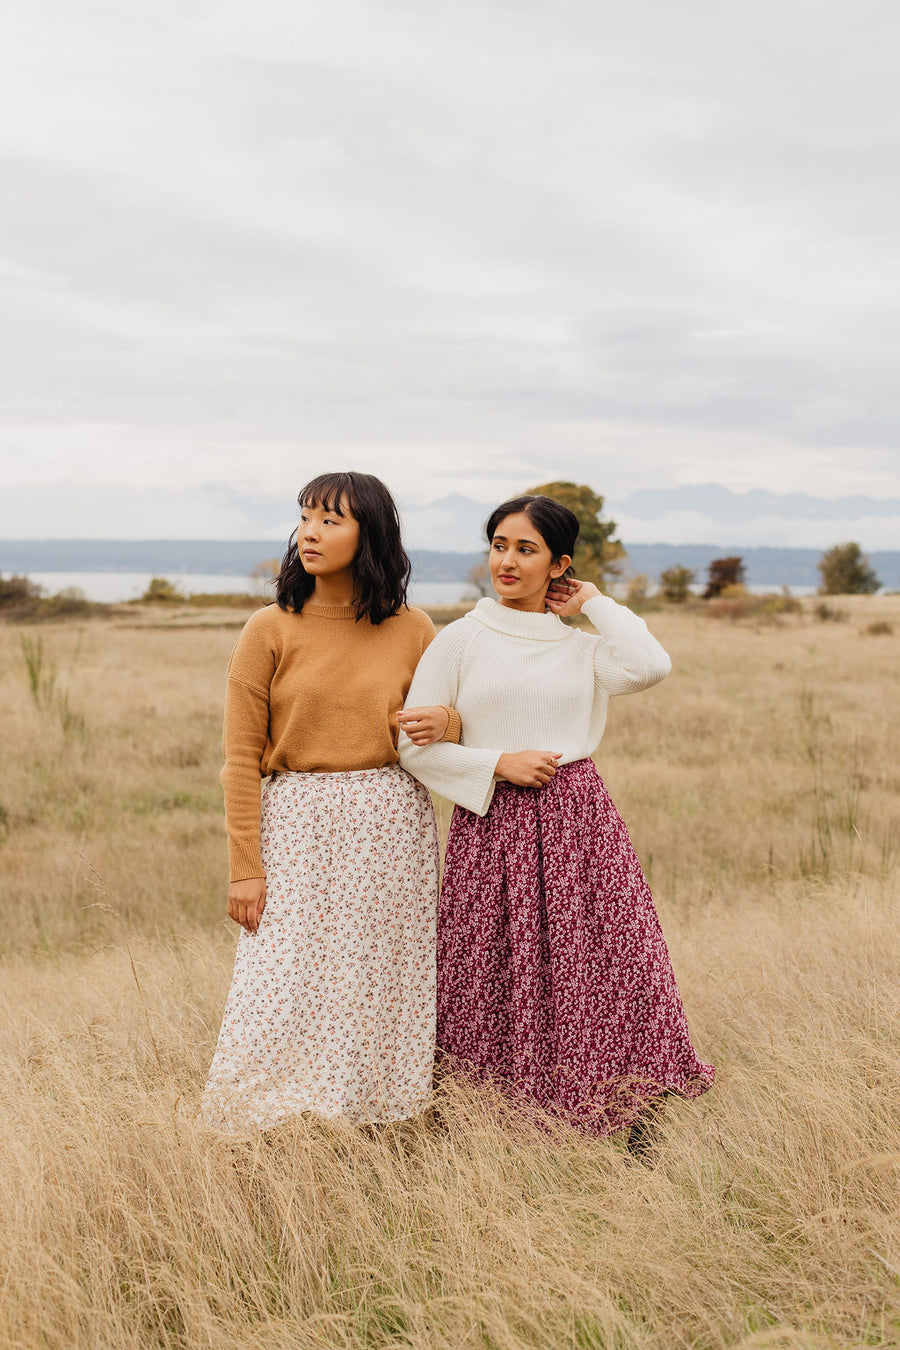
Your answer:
[1,594,898,1349]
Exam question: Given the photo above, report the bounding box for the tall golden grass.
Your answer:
[1,595,898,1349]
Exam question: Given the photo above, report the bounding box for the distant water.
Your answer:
[25,572,474,606]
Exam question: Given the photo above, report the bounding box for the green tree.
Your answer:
[703,556,745,599]
[817,542,880,595]
[525,481,625,587]
[659,565,695,603]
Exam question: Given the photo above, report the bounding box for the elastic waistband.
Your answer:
[269,763,406,782]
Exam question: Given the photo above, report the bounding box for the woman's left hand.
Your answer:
[397,705,451,745]
[545,577,600,616]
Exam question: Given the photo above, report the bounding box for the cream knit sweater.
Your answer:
[397,595,671,816]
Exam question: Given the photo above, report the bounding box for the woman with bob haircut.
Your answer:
[399,493,714,1146]
[202,471,460,1131]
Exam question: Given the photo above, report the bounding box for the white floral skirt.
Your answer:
[201,764,439,1131]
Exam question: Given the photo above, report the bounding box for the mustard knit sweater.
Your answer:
[221,601,460,881]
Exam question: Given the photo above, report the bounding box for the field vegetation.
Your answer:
[1,594,898,1349]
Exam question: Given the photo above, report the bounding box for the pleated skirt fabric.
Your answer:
[437,758,714,1134]
[201,764,439,1131]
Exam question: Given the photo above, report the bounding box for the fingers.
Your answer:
[398,707,430,726]
[244,892,265,935]
[227,886,266,933]
[523,753,562,786]
[536,752,562,785]
[252,891,266,933]
[398,707,442,746]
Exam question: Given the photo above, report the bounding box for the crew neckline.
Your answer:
[469,596,569,642]
[301,602,358,619]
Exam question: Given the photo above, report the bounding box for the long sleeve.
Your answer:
[220,673,271,881]
[581,595,671,695]
[397,625,502,817]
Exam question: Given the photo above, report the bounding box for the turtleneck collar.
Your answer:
[469,596,569,642]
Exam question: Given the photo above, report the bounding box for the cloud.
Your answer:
[1,0,900,528]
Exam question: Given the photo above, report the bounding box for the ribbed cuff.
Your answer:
[228,839,266,883]
[441,706,462,744]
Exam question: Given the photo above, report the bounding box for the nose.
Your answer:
[302,519,319,542]
[502,549,518,570]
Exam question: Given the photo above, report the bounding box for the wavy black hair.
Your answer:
[485,494,579,577]
[275,471,411,624]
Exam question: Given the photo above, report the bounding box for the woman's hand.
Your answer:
[495,750,562,787]
[397,705,451,745]
[545,577,600,616]
[228,878,267,934]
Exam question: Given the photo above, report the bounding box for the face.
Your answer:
[488,511,570,611]
[298,497,360,577]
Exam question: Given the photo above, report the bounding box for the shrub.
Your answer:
[625,573,649,606]
[706,586,802,622]
[817,542,880,595]
[0,574,43,611]
[141,577,185,603]
[703,556,745,599]
[659,565,695,603]
[863,620,893,636]
[39,587,91,618]
[466,562,493,598]
[814,601,847,623]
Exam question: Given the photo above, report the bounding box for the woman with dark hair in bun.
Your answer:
[399,493,713,1148]
[202,471,460,1132]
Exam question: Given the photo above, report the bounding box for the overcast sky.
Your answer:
[1,0,899,545]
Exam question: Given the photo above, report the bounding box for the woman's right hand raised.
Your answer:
[228,878,267,934]
[494,750,562,787]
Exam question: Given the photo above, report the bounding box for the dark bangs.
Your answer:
[275,471,411,624]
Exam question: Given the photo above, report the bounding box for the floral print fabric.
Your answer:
[202,764,439,1131]
[438,758,714,1134]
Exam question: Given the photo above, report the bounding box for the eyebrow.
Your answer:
[492,533,542,548]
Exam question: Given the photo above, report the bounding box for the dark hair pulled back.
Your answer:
[275,471,411,625]
[485,494,579,576]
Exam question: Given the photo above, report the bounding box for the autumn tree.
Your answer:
[703,556,745,599]
[525,481,625,588]
[817,542,880,595]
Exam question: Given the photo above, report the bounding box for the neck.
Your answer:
[496,594,548,613]
[311,570,356,607]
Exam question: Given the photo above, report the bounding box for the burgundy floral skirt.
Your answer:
[437,758,714,1135]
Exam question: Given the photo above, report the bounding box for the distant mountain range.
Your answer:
[4,482,898,553]
[2,539,899,589]
[618,484,900,523]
